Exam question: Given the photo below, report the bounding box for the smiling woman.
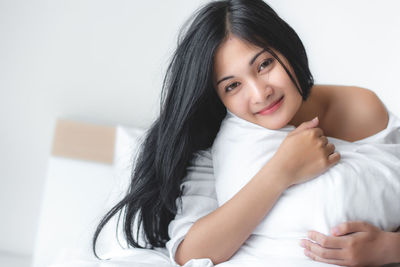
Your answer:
[90,0,400,267]
[2,0,400,267]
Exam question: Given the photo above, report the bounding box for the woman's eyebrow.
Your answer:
[216,76,234,85]
[216,49,267,86]
[249,49,266,65]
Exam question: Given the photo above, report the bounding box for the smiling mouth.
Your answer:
[257,96,284,115]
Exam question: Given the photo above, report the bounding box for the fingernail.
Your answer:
[299,240,305,248]
[304,249,310,257]
[312,117,318,123]
[307,231,312,238]
[332,227,339,235]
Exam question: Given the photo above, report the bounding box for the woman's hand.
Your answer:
[301,221,400,266]
[270,117,341,187]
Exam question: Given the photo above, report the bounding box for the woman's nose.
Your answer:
[248,81,273,103]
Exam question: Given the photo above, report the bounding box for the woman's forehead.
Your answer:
[214,35,278,64]
[213,36,278,74]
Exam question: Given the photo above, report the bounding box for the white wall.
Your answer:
[1,0,399,262]
[0,0,209,259]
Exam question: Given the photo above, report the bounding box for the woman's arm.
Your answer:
[386,230,400,263]
[175,159,288,265]
[175,118,341,265]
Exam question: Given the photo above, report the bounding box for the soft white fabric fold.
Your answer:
[212,109,400,263]
[166,149,218,267]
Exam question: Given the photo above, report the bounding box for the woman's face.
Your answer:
[213,35,303,130]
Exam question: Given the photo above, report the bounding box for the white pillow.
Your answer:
[212,111,400,260]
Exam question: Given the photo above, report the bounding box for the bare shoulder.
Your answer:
[317,85,389,142]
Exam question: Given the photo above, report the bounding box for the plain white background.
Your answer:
[1,0,399,265]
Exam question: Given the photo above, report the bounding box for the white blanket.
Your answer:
[211,110,400,264]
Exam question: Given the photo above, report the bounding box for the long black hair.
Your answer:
[93,0,314,256]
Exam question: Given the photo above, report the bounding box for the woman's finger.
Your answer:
[304,249,347,266]
[332,221,374,236]
[328,152,341,165]
[301,240,344,260]
[319,136,328,146]
[289,117,319,136]
[325,143,336,156]
[307,231,344,249]
[311,127,324,138]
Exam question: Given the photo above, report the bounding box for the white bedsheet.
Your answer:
[212,109,400,264]
[47,247,350,267]
[48,247,217,267]
[48,248,173,267]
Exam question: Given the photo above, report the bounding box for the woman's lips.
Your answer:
[257,96,284,115]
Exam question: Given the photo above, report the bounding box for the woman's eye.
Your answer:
[258,58,274,72]
[225,81,240,92]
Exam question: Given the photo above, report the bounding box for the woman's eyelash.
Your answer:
[258,58,274,72]
[225,81,240,92]
[223,58,274,92]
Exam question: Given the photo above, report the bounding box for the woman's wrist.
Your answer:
[262,159,291,192]
[383,231,400,264]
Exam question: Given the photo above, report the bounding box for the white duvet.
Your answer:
[211,109,400,264]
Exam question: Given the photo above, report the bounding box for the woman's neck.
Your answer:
[288,85,329,128]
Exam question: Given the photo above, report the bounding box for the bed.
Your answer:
[32,119,400,267]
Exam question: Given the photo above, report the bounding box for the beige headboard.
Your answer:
[51,119,116,164]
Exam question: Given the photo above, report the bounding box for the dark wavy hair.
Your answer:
[93,0,314,257]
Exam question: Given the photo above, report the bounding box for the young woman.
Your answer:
[93,0,400,266]
[209,35,400,267]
